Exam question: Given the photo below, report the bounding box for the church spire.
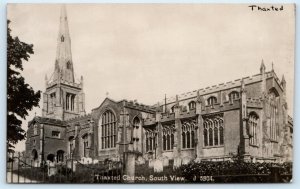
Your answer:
[53,5,74,83]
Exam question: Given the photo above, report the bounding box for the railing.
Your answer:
[7,152,123,183]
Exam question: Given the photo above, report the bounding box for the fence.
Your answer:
[7,152,123,183]
[7,152,292,184]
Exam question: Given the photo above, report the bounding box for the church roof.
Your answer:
[28,116,66,127]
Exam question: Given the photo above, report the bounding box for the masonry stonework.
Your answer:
[25,6,293,167]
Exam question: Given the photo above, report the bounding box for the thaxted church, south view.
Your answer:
[25,6,293,167]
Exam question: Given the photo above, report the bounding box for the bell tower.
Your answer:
[42,5,85,120]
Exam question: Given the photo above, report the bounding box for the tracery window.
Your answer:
[33,124,38,135]
[207,96,217,106]
[162,123,175,151]
[49,92,56,112]
[145,128,156,152]
[101,110,117,149]
[229,91,239,102]
[249,113,259,146]
[203,115,224,147]
[82,134,88,157]
[66,93,75,111]
[132,117,141,151]
[182,119,196,149]
[269,91,278,141]
[188,101,196,111]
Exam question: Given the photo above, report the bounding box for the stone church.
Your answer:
[25,6,293,167]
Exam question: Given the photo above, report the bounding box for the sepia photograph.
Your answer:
[6,3,294,183]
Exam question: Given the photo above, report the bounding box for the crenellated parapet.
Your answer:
[246,98,263,108]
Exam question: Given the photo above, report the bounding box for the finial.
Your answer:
[271,62,274,72]
[281,74,286,83]
[105,92,109,98]
[197,90,201,103]
[241,79,246,93]
[164,94,167,113]
[175,95,179,107]
[260,59,266,74]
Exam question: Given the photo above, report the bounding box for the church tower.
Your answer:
[42,5,85,120]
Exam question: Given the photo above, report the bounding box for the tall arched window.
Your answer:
[163,124,175,151]
[33,124,38,135]
[49,92,56,112]
[101,110,117,149]
[269,90,278,141]
[66,93,75,111]
[57,150,64,162]
[182,119,196,149]
[207,96,217,106]
[132,117,141,152]
[145,128,156,152]
[229,91,239,103]
[68,136,75,156]
[82,134,88,157]
[188,101,196,111]
[249,112,259,146]
[203,116,224,147]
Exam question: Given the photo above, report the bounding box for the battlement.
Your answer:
[66,113,92,122]
[123,99,156,113]
[144,117,156,126]
[158,69,285,106]
[28,116,66,127]
[46,79,82,89]
[246,98,263,108]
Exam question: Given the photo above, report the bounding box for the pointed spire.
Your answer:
[271,62,274,72]
[53,4,74,83]
[260,59,266,74]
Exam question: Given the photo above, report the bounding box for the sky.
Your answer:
[7,4,295,151]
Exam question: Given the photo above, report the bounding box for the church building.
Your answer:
[25,6,293,167]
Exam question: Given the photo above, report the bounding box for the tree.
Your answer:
[7,20,41,153]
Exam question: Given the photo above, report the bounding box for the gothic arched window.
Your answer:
[249,112,259,145]
[163,124,175,151]
[101,110,117,149]
[33,124,38,135]
[181,120,196,149]
[132,117,141,151]
[229,91,239,103]
[207,96,217,106]
[203,116,224,147]
[188,101,196,111]
[82,134,89,157]
[269,89,279,141]
[145,129,156,152]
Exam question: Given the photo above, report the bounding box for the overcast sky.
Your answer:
[7,4,295,151]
